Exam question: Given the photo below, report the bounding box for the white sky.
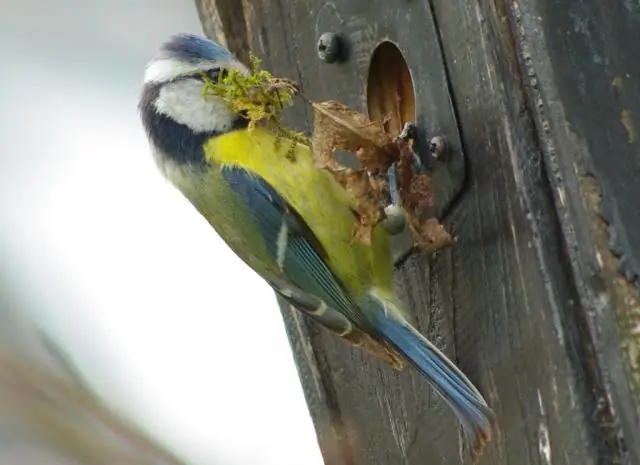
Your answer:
[0,1,323,464]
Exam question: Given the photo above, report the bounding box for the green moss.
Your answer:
[202,53,310,157]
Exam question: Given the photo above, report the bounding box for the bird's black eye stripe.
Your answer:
[200,67,228,83]
[206,67,221,82]
[210,68,229,82]
[170,68,228,84]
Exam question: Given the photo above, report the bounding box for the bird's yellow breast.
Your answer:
[203,126,393,293]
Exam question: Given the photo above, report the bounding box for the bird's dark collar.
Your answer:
[138,82,248,166]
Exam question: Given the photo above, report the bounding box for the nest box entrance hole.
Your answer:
[366,41,416,135]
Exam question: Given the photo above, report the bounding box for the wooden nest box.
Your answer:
[196,0,640,463]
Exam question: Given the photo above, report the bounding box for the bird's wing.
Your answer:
[221,165,403,366]
[269,275,404,369]
[221,165,361,318]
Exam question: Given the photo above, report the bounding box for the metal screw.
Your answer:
[317,32,341,63]
[429,136,447,159]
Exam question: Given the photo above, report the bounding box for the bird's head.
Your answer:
[139,34,249,168]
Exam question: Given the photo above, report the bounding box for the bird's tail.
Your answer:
[367,291,495,452]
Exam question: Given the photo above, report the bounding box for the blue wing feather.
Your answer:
[221,166,363,324]
[221,166,494,448]
[373,307,495,447]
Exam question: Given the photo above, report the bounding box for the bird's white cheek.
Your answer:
[154,81,238,133]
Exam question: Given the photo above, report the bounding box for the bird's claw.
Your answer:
[395,122,417,142]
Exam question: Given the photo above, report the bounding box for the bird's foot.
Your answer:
[382,121,466,266]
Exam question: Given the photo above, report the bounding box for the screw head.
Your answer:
[317,32,341,63]
[429,136,447,159]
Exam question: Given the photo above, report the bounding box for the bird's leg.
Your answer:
[381,122,420,265]
[383,121,467,266]
[386,122,424,206]
[387,162,401,207]
[396,121,424,171]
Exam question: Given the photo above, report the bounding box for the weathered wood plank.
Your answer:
[508,1,640,461]
[195,0,638,463]
[244,1,473,462]
[423,0,618,462]
[195,0,251,63]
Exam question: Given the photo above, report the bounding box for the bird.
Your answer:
[138,33,495,450]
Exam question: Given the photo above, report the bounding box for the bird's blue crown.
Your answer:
[158,33,234,63]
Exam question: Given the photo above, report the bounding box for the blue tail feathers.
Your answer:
[373,305,494,451]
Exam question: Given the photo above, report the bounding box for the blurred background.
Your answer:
[0,1,323,464]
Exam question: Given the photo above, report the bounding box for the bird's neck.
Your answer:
[139,82,248,166]
[145,109,248,166]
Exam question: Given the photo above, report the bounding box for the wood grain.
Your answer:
[508,1,640,461]
[195,0,640,463]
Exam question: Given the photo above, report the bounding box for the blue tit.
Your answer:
[138,33,495,449]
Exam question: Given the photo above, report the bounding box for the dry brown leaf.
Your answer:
[394,138,456,253]
[310,100,399,174]
[309,100,400,243]
[308,99,453,254]
[410,217,455,253]
[395,138,435,214]
[329,168,385,245]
